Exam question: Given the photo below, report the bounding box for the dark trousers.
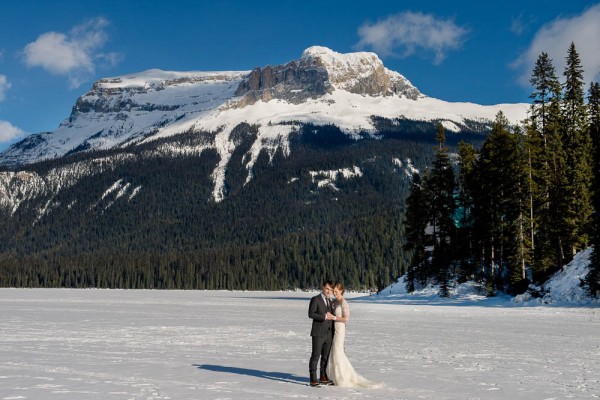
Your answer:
[309,334,332,379]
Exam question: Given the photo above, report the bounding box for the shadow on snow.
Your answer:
[193,364,307,385]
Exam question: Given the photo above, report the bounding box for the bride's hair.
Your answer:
[334,282,345,295]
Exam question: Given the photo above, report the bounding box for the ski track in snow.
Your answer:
[0,289,599,400]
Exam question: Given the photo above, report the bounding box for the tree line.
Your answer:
[0,210,406,290]
[403,43,600,297]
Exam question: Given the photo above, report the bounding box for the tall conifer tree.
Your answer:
[562,42,593,257]
[456,141,477,279]
[403,173,430,291]
[508,125,532,291]
[530,52,562,135]
[474,112,529,290]
[402,125,456,293]
[428,124,456,295]
[527,50,568,277]
[526,52,559,276]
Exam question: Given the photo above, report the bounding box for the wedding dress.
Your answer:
[326,299,381,388]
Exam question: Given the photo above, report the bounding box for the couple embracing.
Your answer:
[308,280,380,388]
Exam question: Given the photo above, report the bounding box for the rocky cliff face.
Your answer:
[234,46,420,106]
[72,72,243,115]
[234,60,330,105]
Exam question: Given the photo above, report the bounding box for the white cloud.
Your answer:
[513,4,600,87]
[24,31,94,76]
[22,17,122,88]
[510,14,526,36]
[355,11,469,64]
[0,120,26,143]
[0,74,10,102]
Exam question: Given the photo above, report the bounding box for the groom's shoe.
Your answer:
[320,374,334,385]
[310,371,320,387]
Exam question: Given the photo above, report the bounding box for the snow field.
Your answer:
[0,289,599,399]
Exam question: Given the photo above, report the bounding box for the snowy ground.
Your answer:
[1,289,599,400]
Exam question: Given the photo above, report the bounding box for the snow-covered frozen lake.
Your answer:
[1,289,599,399]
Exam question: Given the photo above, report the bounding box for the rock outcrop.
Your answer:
[234,46,421,106]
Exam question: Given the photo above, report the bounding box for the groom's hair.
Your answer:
[323,280,334,288]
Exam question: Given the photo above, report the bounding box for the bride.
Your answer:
[326,283,381,388]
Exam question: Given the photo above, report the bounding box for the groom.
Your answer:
[308,280,336,387]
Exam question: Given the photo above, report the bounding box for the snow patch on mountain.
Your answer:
[392,157,419,177]
[101,179,126,201]
[309,166,363,190]
[90,178,142,211]
[34,198,58,225]
[0,154,135,215]
[128,185,141,201]
[440,120,461,132]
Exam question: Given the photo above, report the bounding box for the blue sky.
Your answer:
[1,0,599,152]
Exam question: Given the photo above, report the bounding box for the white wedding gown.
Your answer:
[326,299,381,388]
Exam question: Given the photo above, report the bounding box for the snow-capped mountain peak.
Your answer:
[234,46,420,106]
[300,46,420,98]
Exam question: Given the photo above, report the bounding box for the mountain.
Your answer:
[0,46,526,168]
[0,46,529,290]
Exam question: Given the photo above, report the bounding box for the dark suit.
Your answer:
[308,293,334,380]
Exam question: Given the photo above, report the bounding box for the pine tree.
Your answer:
[403,173,430,291]
[456,141,477,279]
[401,124,456,294]
[540,119,569,277]
[473,112,529,291]
[561,42,593,257]
[587,81,600,296]
[428,124,456,295]
[529,52,562,136]
[507,125,532,292]
[473,115,503,286]
[527,50,569,278]
[522,121,537,279]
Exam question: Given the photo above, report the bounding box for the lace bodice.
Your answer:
[333,299,350,320]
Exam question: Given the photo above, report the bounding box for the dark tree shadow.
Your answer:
[193,364,307,386]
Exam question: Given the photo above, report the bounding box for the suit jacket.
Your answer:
[308,293,334,337]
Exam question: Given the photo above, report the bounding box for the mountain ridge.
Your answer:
[0,46,528,170]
